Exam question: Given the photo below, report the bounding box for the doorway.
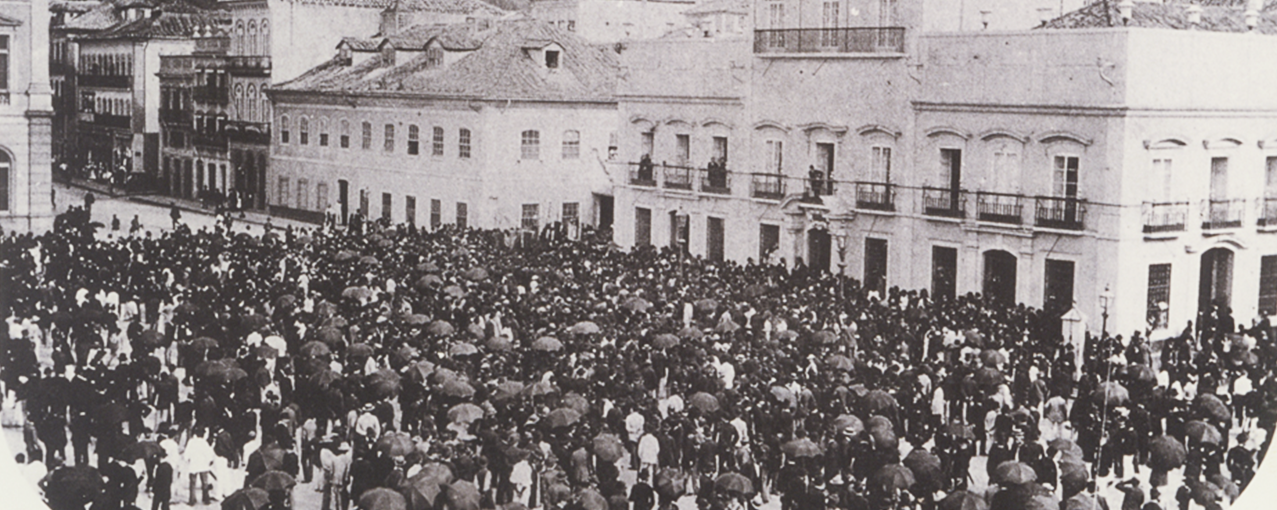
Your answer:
[1043,259,1075,315]
[983,250,1017,305]
[864,237,888,294]
[1198,247,1233,311]
[807,228,831,272]
[338,180,349,225]
[932,246,957,301]
[595,194,614,231]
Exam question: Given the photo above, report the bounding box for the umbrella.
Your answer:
[872,464,915,492]
[1207,474,1240,502]
[358,256,379,266]
[313,327,343,346]
[781,438,823,458]
[980,349,1008,367]
[417,275,445,290]
[1149,435,1187,470]
[342,286,376,301]
[139,329,168,349]
[418,261,441,273]
[462,267,489,281]
[250,470,296,491]
[972,367,1005,391]
[832,414,864,435]
[1092,382,1129,406]
[944,422,975,440]
[427,320,455,337]
[1044,438,1082,463]
[562,393,591,415]
[466,323,486,339]
[903,449,942,486]
[770,386,797,407]
[445,480,481,510]
[442,285,465,298]
[593,433,625,462]
[333,250,358,262]
[405,361,435,383]
[570,321,601,335]
[493,381,524,402]
[1196,394,1231,422]
[368,369,402,398]
[688,392,721,413]
[940,491,989,510]
[95,402,129,427]
[377,432,416,457]
[621,297,653,313]
[347,343,376,361]
[1064,493,1101,510]
[119,440,163,463]
[214,367,249,385]
[274,294,297,309]
[545,407,582,428]
[863,389,898,413]
[994,461,1037,485]
[485,336,514,352]
[532,336,563,352]
[1185,420,1223,445]
[255,344,280,360]
[523,381,558,398]
[868,416,897,447]
[404,472,447,510]
[655,468,687,498]
[1186,478,1222,506]
[694,298,719,313]
[189,336,219,352]
[250,444,286,472]
[826,354,854,371]
[448,343,479,357]
[47,465,104,507]
[222,487,270,510]
[651,333,679,349]
[808,330,836,345]
[448,403,485,424]
[677,326,704,340]
[1126,364,1156,383]
[404,313,430,326]
[359,487,406,510]
[309,369,342,389]
[439,379,476,399]
[314,301,339,318]
[575,488,607,510]
[1058,459,1088,488]
[714,472,754,496]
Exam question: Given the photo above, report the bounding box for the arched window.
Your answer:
[246,85,257,121]
[280,115,290,144]
[235,21,244,53]
[0,149,13,211]
[299,116,309,145]
[247,21,257,55]
[259,20,270,56]
[361,121,372,150]
[340,120,350,148]
[432,126,444,156]
[407,124,420,155]
[520,130,540,160]
[561,130,580,159]
[234,84,244,117]
[319,118,329,146]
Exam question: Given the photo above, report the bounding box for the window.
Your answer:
[521,204,540,230]
[759,224,780,261]
[1043,259,1075,314]
[1053,156,1078,198]
[340,120,350,148]
[1210,157,1228,200]
[407,125,420,155]
[319,119,329,146]
[382,193,392,220]
[766,140,783,173]
[1146,263,1171,330]
[433,127,444,156]
[426,46,443,68]
[635,207,652,246]
[563,202,579,232]
[1261,256,1277,317]
[1266,157,1277,197]
[361,121,372,150]
[297,179,309,210]
[871,146,892,182]
[299,117,309,145]
[384,124,395,152]
[713,136,727,161]
[865,238,888,295]
[1151,158,1173,201]
[459,129,471,158]
[707,217,724,261]
[820,2,840,46]
[609,132,619,160]
[0,151,8,211]
[431,199,441,229]
[280,115,290,144]
[932,246,957,301]
[521,130,540,160]
[277,176,290,206]
[456,202,468,229]
[991,144,1019,191]
[545,50,559,69]
[3,36,15,91]
[562,130,580,159]
[405,196,416,228]
[317,182,329,211]
[675,134,690,165]
[940,148,961,189]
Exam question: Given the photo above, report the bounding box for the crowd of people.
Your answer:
[1,207,1276,510]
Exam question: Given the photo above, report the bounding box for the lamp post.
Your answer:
[835,232,849,301]
[1100,284,1113,339]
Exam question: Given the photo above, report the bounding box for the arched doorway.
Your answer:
[1198,247,1233,310]
[807,228,831,272]
[983,250,1017,304]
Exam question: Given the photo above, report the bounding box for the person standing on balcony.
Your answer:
[808,166,825,198]
[638,154,654,182]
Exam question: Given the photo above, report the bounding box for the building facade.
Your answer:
[611,0,1277,339]
[269,20,617,229]
[0,0,54,231]
[527,0,695,43]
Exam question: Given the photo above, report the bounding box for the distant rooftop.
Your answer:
[1042,0,1277,34]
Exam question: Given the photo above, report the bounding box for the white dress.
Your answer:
[1,390,23,428]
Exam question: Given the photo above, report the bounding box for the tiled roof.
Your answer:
[683,0,747,16]
[277,19,618,103]
[62,2,122,30]
[88,3,228,40]
[340,36,382,51]
[51,0,103,14]
[1041,1,1277,34]
[382,23,483,50]
[284,0,505,14]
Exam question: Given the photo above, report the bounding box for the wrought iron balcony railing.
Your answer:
[701,169,731,195]
[1143,201,1189,233]
[1202,198,1244,230]
[663,164,694,190]
[976,191,1024,224]
[855,182,894,211]
[751,173,785,200]
[1034,196,1086,231]
[1260,197,1277,227]
[923,187,965,218]
[628,162,657,187]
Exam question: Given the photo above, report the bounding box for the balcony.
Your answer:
[628,162,657,187]
[1143,201,1188,233]
[1201,199,1245,230]
[159,108,192,126]
[79,74,131,89]
[1034,196,1086,231]
[754,27,906,55]
[855,182,894,211]
[663,164,694,190]
[751,173,785,200]
[1260,197,1277,227]
[805,179,835,197]
[976,192,1024,224]
[193,131,227,150]
[923,187,965,218]
[225,120,271,146]
[226,56,272,76]
[81,112,130,129]
[194,86,229,106]
[701,168,731,195]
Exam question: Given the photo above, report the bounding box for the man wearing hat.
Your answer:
[320,435,352,510]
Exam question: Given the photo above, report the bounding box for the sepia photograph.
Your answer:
[1,0,1277,509]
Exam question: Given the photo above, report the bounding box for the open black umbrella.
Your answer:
[545,407,582,429]
[714,472,754,496]
[119,440,163,463]
[903,449,942,487]
[359,487,407,510]
[1149,435,1187,470]
[46,465,104,508]
[863,390,898,413]
[444,480,481,510]
[377,432,416,457]
[532,336,563,352]
[439,379,475,399]
[940,491,989,510]
[1185,420,1223,445]
[1195,394,1231,422]
[250,470,296,491]
[593,433,625,463]
[872,464,915,493]
[222,487,270,510]
[994,461,1037,485]
[781,438,823,458]
[621,297,653,313]
[688,392,720,413]
[1092,382,1129,407]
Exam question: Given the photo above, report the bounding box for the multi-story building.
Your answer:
[611,0,1277,339]
[268,19,617,229]
[526,0,695,43]
[0,0,54,231]
[49,0,103,161]
[157,32,234,202]
[70,0,226,175]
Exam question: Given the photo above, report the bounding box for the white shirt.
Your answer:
[184,436,216,474]
[625,412,646,442]
[511,460,534,486]
[638,433,660,465]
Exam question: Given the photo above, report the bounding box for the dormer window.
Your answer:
[545,50,559,69]
[426,46,443,69]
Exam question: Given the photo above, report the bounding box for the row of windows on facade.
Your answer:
[1144,257,1277,330]
[232,18,271,56]
[279,117,584,161]
[1148,156,1277,203]
[80,53,132,77]
[82,96,131,117]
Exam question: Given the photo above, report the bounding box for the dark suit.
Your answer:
[151,462,173,510]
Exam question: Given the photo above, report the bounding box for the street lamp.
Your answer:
[1100,284,1113,339]
[834,232,849,301]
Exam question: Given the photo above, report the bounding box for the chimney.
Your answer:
[1246,0,1262,30]
[1118,0,1135,25]
[1185,4,1201,25]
